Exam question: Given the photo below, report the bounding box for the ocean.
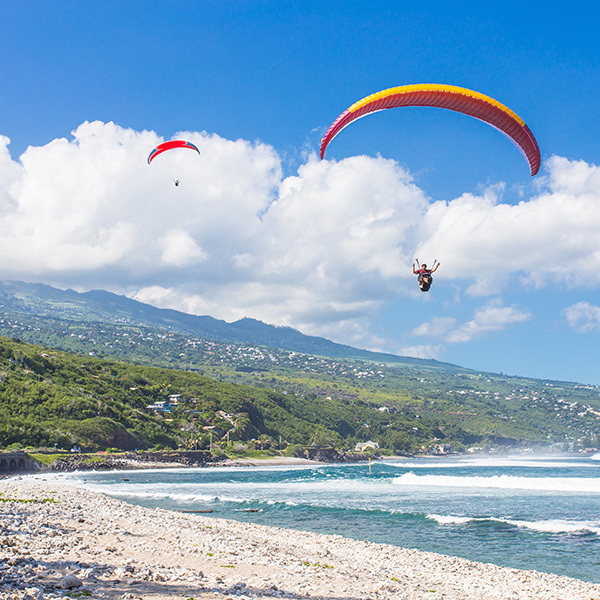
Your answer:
[33,454,600,583]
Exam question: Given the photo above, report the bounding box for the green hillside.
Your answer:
[0,336,445,454]
[1,280,599,454]
[0,335,599,455]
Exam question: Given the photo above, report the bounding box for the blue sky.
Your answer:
[1,1,600,384]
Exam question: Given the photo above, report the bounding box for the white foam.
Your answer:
[427,514,474,525]
[392,472,600,493]
[502,518,600,535]
[426,514,600,536]
[384,456,598,469]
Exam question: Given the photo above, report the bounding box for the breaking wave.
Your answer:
[392,472,600,492]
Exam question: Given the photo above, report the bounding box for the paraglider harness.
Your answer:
[415,259,438,292]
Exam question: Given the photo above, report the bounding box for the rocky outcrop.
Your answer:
[4,449,374,475]
[43,450,219,472]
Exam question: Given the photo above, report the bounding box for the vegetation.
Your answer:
[0,335,598,455]
[0,335,453,454]
[0,280,599,455]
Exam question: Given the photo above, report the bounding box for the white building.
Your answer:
[355,441,379,452]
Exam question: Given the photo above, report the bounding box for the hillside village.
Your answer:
[1,283,600,457]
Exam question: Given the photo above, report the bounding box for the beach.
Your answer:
[1,479,598,600]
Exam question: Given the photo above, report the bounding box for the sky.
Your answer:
[1,1,600,384]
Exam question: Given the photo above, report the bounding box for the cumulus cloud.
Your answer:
[411,300,531,344]
[444,301,531,343]
[0,121,599,353]
[415,155,600,291]
[0,121,281,279]
[159,229,207,267]
[563,302,600,333]
[0,135,23,213]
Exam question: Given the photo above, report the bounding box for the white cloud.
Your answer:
[415,155,600,291]
[410,300,531,345]
[444,300,531,344]
[0,121,599,353]
[398,345,443,360]
[0,121,282,279]
[563,302,600,333]
[0,135,23,214]
[411,317,457,337]
[159,229,207,267]
[135,152,430,346]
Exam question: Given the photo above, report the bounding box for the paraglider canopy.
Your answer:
[147,140,200,164]
[320,84,541,176]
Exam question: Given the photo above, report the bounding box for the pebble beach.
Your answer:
[1,479,598,600]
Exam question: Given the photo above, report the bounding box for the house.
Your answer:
[147,393,185,415]
[355,441,379,452]
[217,410,237,425]
[146,401,168,414]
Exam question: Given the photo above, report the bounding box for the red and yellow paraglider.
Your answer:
[320,84,541,176]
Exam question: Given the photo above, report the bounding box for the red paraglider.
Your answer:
[320,84,541,176]
[147,140,200,164]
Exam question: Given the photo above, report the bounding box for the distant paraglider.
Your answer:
[148,140,200,187]
[147,140,200,164]
[320,84,541,176]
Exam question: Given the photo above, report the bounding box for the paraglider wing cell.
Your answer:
[147,140,200,164]
[320,84,541,176]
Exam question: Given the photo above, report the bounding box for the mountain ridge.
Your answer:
[0,280,467,373]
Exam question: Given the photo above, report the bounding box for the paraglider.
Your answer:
[147,140,200,164]
[148,140,200,187]
[413,259,440,292]
[320,84,541,176]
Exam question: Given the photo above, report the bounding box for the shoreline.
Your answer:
[1,450,376,475]
[6,449,583,477]
[219,456,325,467]
[1,480,598,600]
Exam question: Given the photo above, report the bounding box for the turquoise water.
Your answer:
[35,455,600,583]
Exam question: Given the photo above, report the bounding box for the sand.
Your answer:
[1,479,598,600]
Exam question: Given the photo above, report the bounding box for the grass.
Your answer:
[27,453,66,466]
[0,496,58,504]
